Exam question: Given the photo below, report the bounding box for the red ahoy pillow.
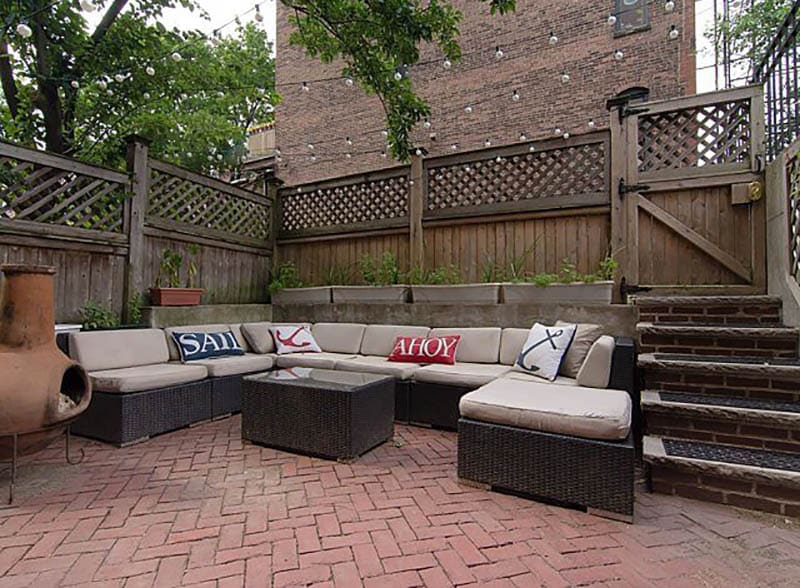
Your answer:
[387,335,461,365]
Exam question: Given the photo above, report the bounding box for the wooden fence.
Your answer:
[0,137,274,321]
[277,132,612,284]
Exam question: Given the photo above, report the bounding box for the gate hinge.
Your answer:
[620,277,652,303]
[618,178,651,196]
[619,105,649,122]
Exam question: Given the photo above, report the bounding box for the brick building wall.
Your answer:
[275,0,695,186]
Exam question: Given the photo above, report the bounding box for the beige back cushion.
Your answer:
[164,324,246,360]
[556,320,604,378]
[577,335,615,389]
[70,328,169,372]
[429,327,502,363]
[311,323,367,354]
[241,322,274,354]
[499,328,531,365]
[360,325,431,357]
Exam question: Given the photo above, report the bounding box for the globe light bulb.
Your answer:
[308,143,314,150]
[381,151,387,158]
[115,73,125,82]
[451,143,458,150]
[529,145,536,152]
[424,120,432,129]
[519,132,527,142]
[345,77,354,86]
[495,46,504,59]
[588,119,596,129]
[254,6,264,22]
[563,132,570,139]
[97,80,107,90]
[346,136,352,145]
[171,52,182,62]
[381,129,389,137]
[464,105,473,114]
[346,153,352,158]
[301,82,309,91]
[614,49,624,61]
[549,32,558,45]
[511,90,519,102]
[665,1,675,13]
[70,80,80,89]
[106,89,114,96]
[484,139,492,147]
[607,15,617,26]
[394,71,402,81]
[554,127,562,135]
[561,72,570,83]
[443,59,452,70]
[143,92,151,100]
[415,148,422,156]
[669,26,679,40]
[16,23,32,38]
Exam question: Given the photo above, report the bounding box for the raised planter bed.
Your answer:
[411,283,501,304]
[502,281,614,304]
[271,286,332,305]
[332,285,409,304]
[149,287,204,306]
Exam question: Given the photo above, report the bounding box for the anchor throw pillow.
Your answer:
[513,323,577,381]
[387,335,461,365]
[172,330,245,362]
[269,325,322,355]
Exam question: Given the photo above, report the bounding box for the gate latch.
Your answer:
[618,178,651,197]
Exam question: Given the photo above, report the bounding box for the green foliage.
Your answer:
[0,1,275,173]
[324,263,355,285]
[707,0,793,79]
[423,265,462,285]
[156,249,183,288]
[558,259,582,284]
[127,293,144,325]
[360,252,401,286]
[285,0,515,160]
[529,273,559,287]
[80,301,120,330]
[269,261,304,293]
[596,254,618,281]
[186,244,199,288]
[524,254,617,287]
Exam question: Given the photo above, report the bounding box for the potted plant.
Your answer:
[410,265,501,304]
[502,257,616,304]
[149,245,204,306]
[332,253,409,303]
[270,261,331,304]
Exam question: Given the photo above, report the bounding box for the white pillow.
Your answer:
[513,323,577,381]
[269,325,321,355]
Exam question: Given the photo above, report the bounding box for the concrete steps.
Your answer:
[635,295,800,516]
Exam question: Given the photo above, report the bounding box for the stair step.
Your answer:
[637,323,798,358]
[642,391,800,452]
[638,353,800,404]
[644,436,800,516]
[634,295,782,326]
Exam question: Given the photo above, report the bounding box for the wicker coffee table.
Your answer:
[242,368,395,461]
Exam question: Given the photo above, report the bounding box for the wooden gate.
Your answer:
[610,86,766,296]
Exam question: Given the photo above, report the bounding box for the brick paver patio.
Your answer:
[1,417,799,587]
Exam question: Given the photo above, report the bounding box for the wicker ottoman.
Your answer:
[242,368,395,460]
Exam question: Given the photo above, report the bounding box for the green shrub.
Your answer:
[360,252,401,286]
[596,255,618,281]
[269,261,303,293]
[80,301,120,330]
[127,293,144,325]
[425,265,461,285]
[324,263,354,285]
[529,273,559,287]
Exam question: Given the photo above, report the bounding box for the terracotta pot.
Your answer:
[149,287,204,306]
[0,265,92,458]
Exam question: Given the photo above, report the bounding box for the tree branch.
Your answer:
[0,39,20,118]
[91,0,130,45]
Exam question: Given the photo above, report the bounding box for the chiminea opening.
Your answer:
[59,365,87,413]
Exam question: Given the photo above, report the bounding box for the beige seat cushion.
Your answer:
[90,363,208,394]
[164,324,249,360]
[241,322,274,354]
[311,323,366,354]
[413,362,512,388]
[556,321,604,378]
[189,353,274,377]
[577,335,615,389]
[503,372,578,386]
[360,325,431,356]
[70,329,169,372]
[429,328,502,363]
[459,379,631,440]
[335,355,423,380]
[276,352,357,370]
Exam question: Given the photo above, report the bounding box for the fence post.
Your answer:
[608,106,628,303]
[124,134,150,320]
[267,179,280,268]
[409,154,425,270]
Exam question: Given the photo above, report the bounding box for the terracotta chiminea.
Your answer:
[0,265,92,460]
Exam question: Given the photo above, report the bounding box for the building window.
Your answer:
[615,0,650,36]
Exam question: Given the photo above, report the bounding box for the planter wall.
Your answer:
[502,281,614,305]
[411,283,501,304]
[332,285,409,304]
[272,286,332,305]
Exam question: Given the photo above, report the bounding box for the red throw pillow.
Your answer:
[387,336,461,365]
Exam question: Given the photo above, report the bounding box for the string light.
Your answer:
[145,66,155,76]
[97,80,107,90]
[563,132,570,139]
[607,15,617,26]
[548,32,558,46]
[254,5,264,22]
[423,119,432,129]
[464,105,473,114]
[114,73,126,83]
[307,143,314,150]
[554,127,562,135]
[393,71,403,81]
[560,72,570,83]
[665,1,675,13]
[529,145,536,152]
[171,52,182,62]
[450,143,458,150]
[588,119,596,129]
[16,23,32,38]
[443,59,452,70]
[669,25,679,40]
[345,136,353,145]
[345,77,354,86]
[143,92,151,99]
[345,153,352,158]
[381,151,387,158]
[301,82,309,92]
[70,80,80,89]
[495,46,504,59]
[519,132,527,141]
[381,129,388,137]
[511,90,519,102]
[614,49,624,61]
[484,139,492,147]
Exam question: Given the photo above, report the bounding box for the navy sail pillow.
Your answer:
[172,331,245,362]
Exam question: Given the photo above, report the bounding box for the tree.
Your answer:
[0,0,276,173]
[708,0,793,82]
[281,0,515,160]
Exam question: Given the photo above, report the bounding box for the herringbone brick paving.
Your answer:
[1,417,799,587]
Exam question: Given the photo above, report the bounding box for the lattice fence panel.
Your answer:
[280,174,409,234]
[426,142,606,213]
[148,168,272,242]
[638,99,752,173]
[789,153,800,286]
[0,156,126,232]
